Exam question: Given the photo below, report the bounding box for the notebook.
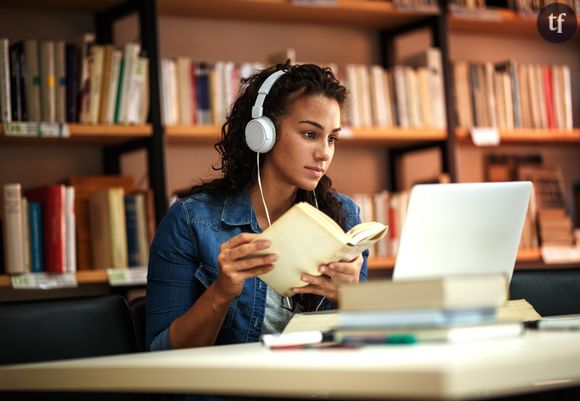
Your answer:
[393,181,532,284]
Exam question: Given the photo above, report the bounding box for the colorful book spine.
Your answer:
[28,201,44,273]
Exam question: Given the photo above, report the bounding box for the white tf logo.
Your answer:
[548,12,567,33]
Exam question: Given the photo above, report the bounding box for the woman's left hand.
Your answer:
[292,255,363,304]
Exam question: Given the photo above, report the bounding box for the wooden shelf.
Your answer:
[449,9,580,38]
[166,125,446,146]
[0,124,152,145]
[156,0,439,29]
[456,128,580,145]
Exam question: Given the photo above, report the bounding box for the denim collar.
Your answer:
[221,188,261,233]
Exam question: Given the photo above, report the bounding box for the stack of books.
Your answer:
[333,275,522,344]
[274,275,524,347]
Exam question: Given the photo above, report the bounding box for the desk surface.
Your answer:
[1,330,580,400]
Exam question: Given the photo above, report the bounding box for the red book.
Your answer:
[26,184,66,273]
[542,66,556,130]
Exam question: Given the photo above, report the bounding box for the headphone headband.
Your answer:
[251,70,287,119]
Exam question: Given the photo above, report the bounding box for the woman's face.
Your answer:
[264,94,341,192]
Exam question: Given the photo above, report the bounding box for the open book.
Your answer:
[254,202,388,297]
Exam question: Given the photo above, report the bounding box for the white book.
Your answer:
[356,65,372,127]
[344,64,360,127]
[39,41,56,123]
[0,38,11,122]
[369,65,387,127]
[535,64,547,129]
[2,183,25,274]
[126,56,148,124]
[503,72,514,130]
[117,43,140,124]
[561,65,573,130]
[383,69,394,127]
[65,186,76,273]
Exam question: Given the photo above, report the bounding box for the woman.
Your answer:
[146,63,368,352]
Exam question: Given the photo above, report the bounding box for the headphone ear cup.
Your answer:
[245,116,276,153]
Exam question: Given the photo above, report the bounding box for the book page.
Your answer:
[497,299,542,322]
[282,311,339,334]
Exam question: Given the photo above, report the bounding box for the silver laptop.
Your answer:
[393,181,532,283]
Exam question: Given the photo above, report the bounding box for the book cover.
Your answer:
[253,202,387,297]
[0,38,11,123]
[25,184,66,273]
[2,183,25,274]
[339,274,508,312]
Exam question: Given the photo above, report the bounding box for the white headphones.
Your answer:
[245,70,287,153]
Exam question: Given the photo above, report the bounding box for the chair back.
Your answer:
[0,294,139,365]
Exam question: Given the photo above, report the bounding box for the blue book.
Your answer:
[337,308,497,330]
[28,201,44,272]
[124,195,139,267]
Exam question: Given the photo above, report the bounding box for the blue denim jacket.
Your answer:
[146,188,368,352]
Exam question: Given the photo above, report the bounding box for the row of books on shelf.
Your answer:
[453,61,574,131]
[272,275,532,348]
[1,176,155,275]
[0,35,149,131]
[160,47,446,129]
[352,185,576,260]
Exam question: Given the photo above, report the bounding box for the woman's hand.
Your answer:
[292,255,363,304]
[214,233,277,301]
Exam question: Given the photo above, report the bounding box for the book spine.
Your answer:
[124,194,139,267]
[28,201,44,272]
[21,197,31,272]
[65,43,79,122]
[39,40,56,123]
[108,188,128,268]
[2,183,25,274]
[54,41,66,123]
[65,186,76,273]
[9,42,26,121]
[24,39,41,122]
[0,38,12,123]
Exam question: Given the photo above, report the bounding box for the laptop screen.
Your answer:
[393,181,532,283]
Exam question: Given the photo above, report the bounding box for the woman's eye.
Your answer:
[303,131,316,139]
[329,135,339,144]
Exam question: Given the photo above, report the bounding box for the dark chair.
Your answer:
[509,270,580,317]
[130,296,147,352]
[0,294,145,401]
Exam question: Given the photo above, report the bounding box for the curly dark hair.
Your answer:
[180,62,348,226]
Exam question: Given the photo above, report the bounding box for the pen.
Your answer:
[336,334,418,346]
[261,330,334,348]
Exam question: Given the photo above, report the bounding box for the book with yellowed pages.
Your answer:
[339,275,508,312]
[255,202,388,297]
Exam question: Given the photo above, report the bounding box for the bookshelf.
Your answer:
[1,0,578,293]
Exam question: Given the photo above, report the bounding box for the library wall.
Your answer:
[115,15,388,197]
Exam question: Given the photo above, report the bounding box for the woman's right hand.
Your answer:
[215,233,277,301]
